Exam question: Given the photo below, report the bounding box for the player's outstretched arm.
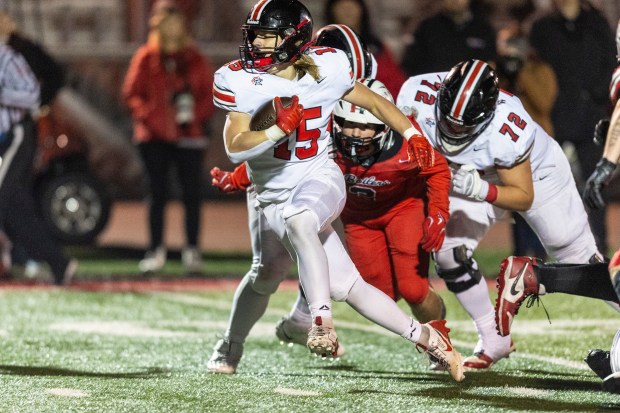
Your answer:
[342,82,434,169]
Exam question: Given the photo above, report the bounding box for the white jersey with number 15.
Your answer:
[213,47,355,203]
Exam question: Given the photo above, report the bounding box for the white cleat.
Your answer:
[417,320,465,382]
[463,340,516,371]
[307,316,340,358]
[207,338,244,374]
[276,316,345,357]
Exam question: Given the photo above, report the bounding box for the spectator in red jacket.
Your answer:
[323,0,407,98]
[122,0,214,274]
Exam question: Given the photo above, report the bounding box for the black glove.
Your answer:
[593,118,610,146]
[583,158,616,209]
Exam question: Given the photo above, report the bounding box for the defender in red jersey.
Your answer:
[332,78,451,320]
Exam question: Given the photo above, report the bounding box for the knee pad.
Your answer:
[248,256,291,296]
[435,245,482,294]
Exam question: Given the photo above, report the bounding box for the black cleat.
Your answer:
[584,349,612,380]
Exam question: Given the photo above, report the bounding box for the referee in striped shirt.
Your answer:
[0,41,76,284]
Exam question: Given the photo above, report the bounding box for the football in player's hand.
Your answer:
[250,97,293,131]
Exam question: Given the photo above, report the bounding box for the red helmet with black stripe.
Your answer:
[313,24,376,80]
[239,0,313,71]
[436,59,499,152]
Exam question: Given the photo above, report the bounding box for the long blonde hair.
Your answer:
[294,54,321,81]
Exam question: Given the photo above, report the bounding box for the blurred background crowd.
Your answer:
[2,0,620,277]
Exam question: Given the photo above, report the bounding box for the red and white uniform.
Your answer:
[213,48,363,300]
[337,134,450,303]
[214,48,354,205]
[398,72,598,263]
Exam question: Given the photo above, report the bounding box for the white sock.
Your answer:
[472,311,512,359]
[288,290,312,326]
[455,276,495,320]
[345,278,422,342]
[454,277,512,358]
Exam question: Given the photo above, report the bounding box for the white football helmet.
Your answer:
[332,78,393,164]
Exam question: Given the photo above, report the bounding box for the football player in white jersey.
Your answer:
[207,0,464,382]
[397,59,603,370]
[208,22,376,367]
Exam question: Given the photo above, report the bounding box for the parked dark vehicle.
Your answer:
[33,107,111,244]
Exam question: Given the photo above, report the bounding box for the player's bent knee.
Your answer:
[248,263,289,295]
[330,274,359,302]
[284,210,319,242]
[435,245,482,294]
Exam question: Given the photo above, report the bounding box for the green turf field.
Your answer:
[1,249,619,411]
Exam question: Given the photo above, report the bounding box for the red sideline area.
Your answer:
[0,277,497,293]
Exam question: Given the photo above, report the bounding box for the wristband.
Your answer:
[265,125,287,142]
[403,126,419,140]
[484,183,498,203]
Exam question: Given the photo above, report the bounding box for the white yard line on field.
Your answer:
[46,388,89,397]
[151,292,609,370]
[274,387,321,396]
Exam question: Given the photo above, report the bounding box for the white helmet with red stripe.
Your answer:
[332,79,393,164]
[436,59,499,153]
[313,24,377,80]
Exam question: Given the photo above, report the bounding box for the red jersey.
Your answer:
[337,133,450,224]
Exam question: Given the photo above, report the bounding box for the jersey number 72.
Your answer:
[499,112,527,142]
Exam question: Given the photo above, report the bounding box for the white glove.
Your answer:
[452,164,490,202]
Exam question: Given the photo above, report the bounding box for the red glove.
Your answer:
[275,95,304,136]
[210,165,250,193]
[420,211,447,253]
[407,133,435,171]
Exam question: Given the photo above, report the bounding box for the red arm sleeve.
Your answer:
[419,149,451,219]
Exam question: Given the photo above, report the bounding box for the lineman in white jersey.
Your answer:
[208,0,464,382]
[397,59,602,370]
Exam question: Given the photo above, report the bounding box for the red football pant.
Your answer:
[344,202,430,305]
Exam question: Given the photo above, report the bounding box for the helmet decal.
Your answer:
[451,60,489,120]
[436,59,498,152]
[314,24,374,80]
[248,0,272,23]
[333,24,365,79]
